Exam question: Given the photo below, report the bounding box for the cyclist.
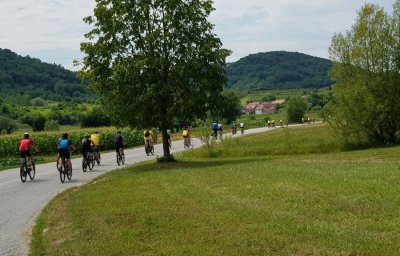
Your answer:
[231,121,237,135]
[218,123,223,138]
[115,131,124,157]
[240,122,245,134]
[152,129,158,143]
[182,126,190,147]
[91,131,102,164]
[19,133,38,172]
[144,128,153,150]
[212,121,218,138]
[82,133,94,164]
[58,133,75,173]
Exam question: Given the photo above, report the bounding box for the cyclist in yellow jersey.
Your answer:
[144,128,153,149]
[91,132,101,146]
[182,126,190,147]
[90,131,102,163]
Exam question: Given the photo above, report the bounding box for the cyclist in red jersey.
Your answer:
[19,133,38,171]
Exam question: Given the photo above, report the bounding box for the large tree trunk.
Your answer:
[161,128,171,158]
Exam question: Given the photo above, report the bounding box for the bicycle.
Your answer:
[20,154,35,183]
[183,136,191,149]
[82,152,94,172]
[241,127,244,134]
[58,151,73,183]
[145,143,154,156]
[93,146,101,165]
[116,148,125,165]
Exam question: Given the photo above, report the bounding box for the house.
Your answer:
[244,102,259,114]
[244,99,285,115]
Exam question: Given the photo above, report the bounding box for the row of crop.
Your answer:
[0,128,143,158]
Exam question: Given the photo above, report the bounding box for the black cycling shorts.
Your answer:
[20,150,32,159]
[59,149,70,159]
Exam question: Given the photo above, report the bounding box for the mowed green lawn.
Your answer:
[31,125,400,255]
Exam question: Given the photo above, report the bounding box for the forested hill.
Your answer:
[226,51,333,92]
[0,48,93,105]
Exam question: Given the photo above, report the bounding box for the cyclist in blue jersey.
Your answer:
[212,121,218,138]
[57,133,76,172]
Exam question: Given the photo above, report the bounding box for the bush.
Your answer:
[0,116,17,134]
[44,120,60,131]
[30,97,47,107]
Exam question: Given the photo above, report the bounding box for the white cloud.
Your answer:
[210,0,394,62]
[0,0,395,69]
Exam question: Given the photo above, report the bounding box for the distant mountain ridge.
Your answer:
[0,49,332,105]
[225,51,333,92]
[0,48,92,104]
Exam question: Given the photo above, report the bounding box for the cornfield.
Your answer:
[0,128,143,158]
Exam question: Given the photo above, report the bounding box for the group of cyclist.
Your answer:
[18,131,117,179]
[18,121,247,177]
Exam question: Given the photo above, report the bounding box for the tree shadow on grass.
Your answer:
[127,157,279,174]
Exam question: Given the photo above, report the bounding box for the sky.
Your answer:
[0,0,395,70]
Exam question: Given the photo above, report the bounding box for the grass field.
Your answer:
[30,124,400,255]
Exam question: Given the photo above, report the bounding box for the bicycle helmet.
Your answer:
[24,133,29,138]
[85,133,90,138]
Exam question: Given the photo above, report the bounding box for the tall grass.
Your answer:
[182,124,342,159]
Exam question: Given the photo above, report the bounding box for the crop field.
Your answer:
[0,127,143,158]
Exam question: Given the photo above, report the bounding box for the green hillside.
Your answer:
[0,48,93,104]
[226,51,333,92]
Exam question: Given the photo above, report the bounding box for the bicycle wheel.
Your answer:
[151,145,154,155]
[96,152,101,165]
[60,164,66,183]
[56,155,62,171]
[67,162,72,180]
[82,158,87,172]
[88,154,94,171]
[121,153,125,164]
[116,152,120,165]
[28,161,35,180]
[145,146,149,156]
[20,164,27,183]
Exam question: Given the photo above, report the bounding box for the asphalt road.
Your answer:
[0,126,281,256]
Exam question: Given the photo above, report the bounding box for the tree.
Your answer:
[80,0,230,158]
[21,114,46,131]
[81,106,111,128]
[44,120,60,131]
[328,3,400,146]
[30,97,47,107]
[215,90,241,122]
[286,96,307,123]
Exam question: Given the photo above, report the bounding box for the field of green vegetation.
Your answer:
[0,127,144,170]
[30,124,400,255]
[239,88,307,105]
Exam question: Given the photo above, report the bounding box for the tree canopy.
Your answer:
[328,2,400,146]
[286,96,307,123]
[80,0,230,158]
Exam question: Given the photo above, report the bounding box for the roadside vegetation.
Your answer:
[30,124,400,255]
